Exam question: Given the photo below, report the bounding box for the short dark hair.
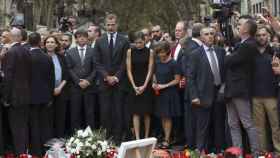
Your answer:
[239,15,253,20]
[105,13,118,23]
[28,32,41,47]
[154,41,171,55]
[192,23,205,38]
[62,33,73,42]
[74,29,88,38]
[20,29,28,41]
[246,19,257,36]
[90,24,102,37]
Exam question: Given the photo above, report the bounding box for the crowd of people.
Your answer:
[1,8,280,158]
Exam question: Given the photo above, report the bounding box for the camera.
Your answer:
[211,0,239,23]
[210,0,239,47]
[59,17,72,32]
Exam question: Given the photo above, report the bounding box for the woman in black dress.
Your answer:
[126,32,154,139]
[152,41,181,148]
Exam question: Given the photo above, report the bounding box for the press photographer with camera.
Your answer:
[224,15,260,157]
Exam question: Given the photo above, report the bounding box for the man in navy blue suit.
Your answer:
[188,26,226,152]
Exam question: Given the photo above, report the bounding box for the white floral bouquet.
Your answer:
[64,126,113,158]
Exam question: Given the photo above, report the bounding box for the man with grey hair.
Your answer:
[141,28,152,48]
[2,27,31,156]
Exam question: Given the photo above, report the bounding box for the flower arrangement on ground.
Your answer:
[64,127,114,158]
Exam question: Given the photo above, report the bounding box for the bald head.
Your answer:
[10,27,22,43]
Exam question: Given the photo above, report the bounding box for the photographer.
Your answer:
[225,16,260,157]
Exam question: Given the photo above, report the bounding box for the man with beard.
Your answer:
[151,25,163,47]
[59,33,72,56]
[253,26,280,155]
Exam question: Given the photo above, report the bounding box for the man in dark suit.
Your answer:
[170,21,188,144]
[182,23,204,149]
[2,27,32,156]
[28,32,55,156]
[66,29,97,132]
[188,27,225,151]
[94,14,129,143]
[225,16,260,156]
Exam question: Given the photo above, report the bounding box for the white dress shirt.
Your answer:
[107,32,117,46]
[203,44,220,75]
[77,45,87,62]
[174,43,181,61]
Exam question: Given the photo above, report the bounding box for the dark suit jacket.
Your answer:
[188,46,225,107]
[30,48,55,105]
[3,43,32,106]
[181,38,201,76]
[66,45,97,92]
[93,33,129,90]
[54,53,70,98]
[225,37,258,99]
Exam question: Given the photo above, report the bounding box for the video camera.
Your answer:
[210,0,240,47]
[59,17,73,32]
[211,0,239,22]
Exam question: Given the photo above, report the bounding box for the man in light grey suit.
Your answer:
[94,14,129,144]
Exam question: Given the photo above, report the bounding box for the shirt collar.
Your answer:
[77,45,87,51]
[10,42,19,47]
[241,37,249,43]
[30,47,40,51]
[107,32,117,38]
[192,38,203,46]
[203,44,214,52]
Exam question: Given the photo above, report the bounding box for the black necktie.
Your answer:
[109,33,114,58]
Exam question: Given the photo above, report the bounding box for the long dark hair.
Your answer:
[44,35,61,53]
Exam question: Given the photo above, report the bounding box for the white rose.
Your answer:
[77,130,83,137]
[97,150,102,156]
[91,144,97,150]
[69,137,74,143]
[73,139,80,145]
[85,142,90,146]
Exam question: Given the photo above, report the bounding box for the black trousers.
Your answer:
[53,94,68,138]
[69,86,97,133]
[8,105,29,155]
[193,99,226,152]
[184,99,195,148]
[29,104,53,156]
[99,86,124,142]
[0,104,3,155]
[172,88,185,143]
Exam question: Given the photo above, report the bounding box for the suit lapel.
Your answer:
[201,47,212,74]
[112,34,121,58]
[73,47,82,66]
[214,47,223,72]
[85,46,91,59]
